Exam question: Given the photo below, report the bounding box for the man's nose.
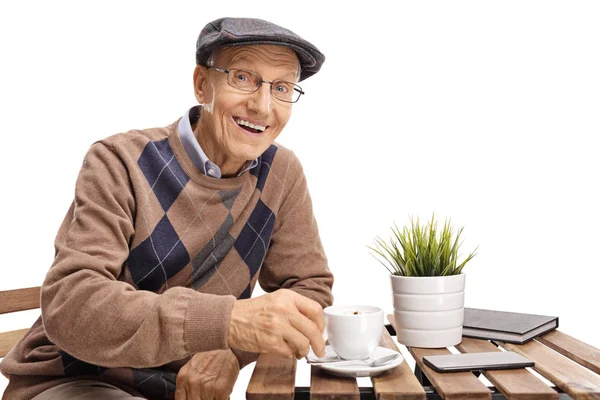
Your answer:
[247,83,272,115]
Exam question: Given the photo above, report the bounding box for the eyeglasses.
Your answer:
[208,67,304,103]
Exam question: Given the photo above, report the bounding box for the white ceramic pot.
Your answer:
[391,274,465,348]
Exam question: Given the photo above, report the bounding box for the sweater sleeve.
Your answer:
[230,347,259,369]
[258,151,334,308]
[41,141,236,369]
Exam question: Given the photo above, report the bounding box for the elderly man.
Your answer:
[0,17,333,400]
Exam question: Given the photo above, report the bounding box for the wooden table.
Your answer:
[244,315,600,399]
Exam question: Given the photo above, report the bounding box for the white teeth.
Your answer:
[235,118,266,132]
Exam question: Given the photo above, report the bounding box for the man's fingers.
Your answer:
[175,366,188,400]
[175,350,239,400]
[281,326,311,358]
[287,311,326,357]
[291,292,326,332]
[186,375,202,400]
[271,338,297,358]
[215,378,235,400]
[174,386,187,400]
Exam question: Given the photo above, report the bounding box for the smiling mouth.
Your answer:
[234,117,268,134]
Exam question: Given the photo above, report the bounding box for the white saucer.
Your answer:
[307,345,403,378]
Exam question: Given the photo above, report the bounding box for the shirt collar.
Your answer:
[178,106,259,178]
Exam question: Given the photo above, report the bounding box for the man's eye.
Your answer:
[275,84,290,93]
[235,73,249,82]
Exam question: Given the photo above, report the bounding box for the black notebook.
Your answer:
[462,307,558,344]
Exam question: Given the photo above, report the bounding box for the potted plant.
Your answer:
[369,214,478,348]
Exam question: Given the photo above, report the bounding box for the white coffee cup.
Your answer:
[323,305,384,360]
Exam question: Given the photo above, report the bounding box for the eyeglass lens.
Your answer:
[227,69,301,103]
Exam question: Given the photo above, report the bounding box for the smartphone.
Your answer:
[423,351,534,373]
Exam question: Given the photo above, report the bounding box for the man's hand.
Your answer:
[175,349,239,400]
[228,289,326,359]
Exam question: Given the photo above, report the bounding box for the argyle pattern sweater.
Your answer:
[0,119,333,400]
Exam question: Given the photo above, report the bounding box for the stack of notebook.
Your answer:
[462,307,559,344]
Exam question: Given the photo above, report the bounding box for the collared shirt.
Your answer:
[178,106,258,178]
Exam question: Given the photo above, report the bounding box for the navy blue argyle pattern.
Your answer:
[234,199,276,279]
[132,368,177,399]
[235,145,278,282]
[60,351,176,399]
[60,351,107,376]
[250,145,277,191]
[240,284,252,299]
[138,138,190,211]
[127,215,190,292]
[127,138,191,292]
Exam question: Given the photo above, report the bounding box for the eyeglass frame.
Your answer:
[207,67,305,103]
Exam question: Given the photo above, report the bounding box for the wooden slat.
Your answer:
[388,314,491,400]
[501,339,600,400]
[372,329,426,400]
[310,366,360,400]
[410,347,491,400]
[246,353,296,400]
[0,328,29,358]
[536,330,600,375]
[0,287,41,314]
[456,337,557,399]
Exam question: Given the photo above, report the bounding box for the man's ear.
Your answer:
[193,65,209,104]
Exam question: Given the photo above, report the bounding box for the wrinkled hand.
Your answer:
[175,349,239,400]
[228,289,326,359]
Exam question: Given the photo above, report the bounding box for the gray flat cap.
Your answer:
[196,17,325,81]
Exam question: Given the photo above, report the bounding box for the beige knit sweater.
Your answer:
[0,118,333,399]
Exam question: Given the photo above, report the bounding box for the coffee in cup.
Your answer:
[323,305,384,360]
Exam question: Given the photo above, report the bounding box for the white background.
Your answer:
[1,0,599,397]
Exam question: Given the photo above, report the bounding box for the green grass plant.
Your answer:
[368,214,478,276]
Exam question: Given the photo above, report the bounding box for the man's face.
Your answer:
[193,45,300,174]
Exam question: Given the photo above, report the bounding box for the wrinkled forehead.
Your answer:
[212,45,301,81]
